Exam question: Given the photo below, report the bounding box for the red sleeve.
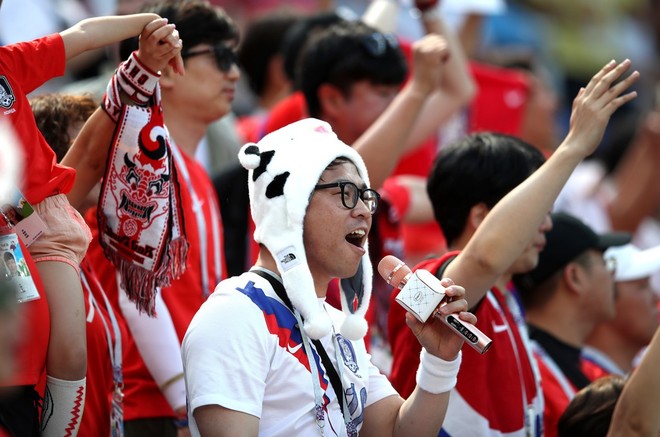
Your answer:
[0,34,66,93]
[380,177,411,220]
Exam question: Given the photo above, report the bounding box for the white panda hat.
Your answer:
[238,118,372,341]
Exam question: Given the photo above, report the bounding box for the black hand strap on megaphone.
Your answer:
[251,269,346,413]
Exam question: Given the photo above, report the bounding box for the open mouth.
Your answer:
[120,192,156,222]
[345,229,366,247]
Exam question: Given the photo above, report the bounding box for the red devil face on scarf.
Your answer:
[111,107,171,238]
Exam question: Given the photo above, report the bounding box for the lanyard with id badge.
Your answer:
[0,186,46,303]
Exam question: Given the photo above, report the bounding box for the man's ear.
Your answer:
[317,83,345,118]
[563,261,587,296]
[468,202,490,231]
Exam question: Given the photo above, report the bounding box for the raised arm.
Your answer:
[607,326,660,436]
[446,59,639,308]
[60,13,161,59]
[62,18,182,208]
[407,8,476,149]
[353,34,448,189]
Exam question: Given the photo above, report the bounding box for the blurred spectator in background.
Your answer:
[581,243,660,379]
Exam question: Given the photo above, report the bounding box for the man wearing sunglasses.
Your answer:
[78,1,239,435]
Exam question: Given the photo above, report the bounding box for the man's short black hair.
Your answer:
[280,10,348,84]
[297,20,407,118]
[427,132,546,246]
[119,0,239,61]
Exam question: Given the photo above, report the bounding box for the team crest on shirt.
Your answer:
[0,77,15,109]
[336,334,359,374]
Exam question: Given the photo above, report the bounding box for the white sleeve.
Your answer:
[182,284,271,419]
[365,355,399,408]
[119,281,186,411]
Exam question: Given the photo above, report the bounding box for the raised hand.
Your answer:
[564,59,639,158]
[408,34,449,97]
[137,18,184,75]
[405,277,476,361]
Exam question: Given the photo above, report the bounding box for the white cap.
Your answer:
[605,244,660,282]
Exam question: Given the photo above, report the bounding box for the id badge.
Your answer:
[110,385,124,437]
[0,230,39,303]
[0,185,46,247]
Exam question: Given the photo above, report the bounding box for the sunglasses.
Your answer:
[182,44,239,73]
[314,181,380,215]
[360,32,399,58]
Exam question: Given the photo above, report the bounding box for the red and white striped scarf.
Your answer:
[98,90,188,315]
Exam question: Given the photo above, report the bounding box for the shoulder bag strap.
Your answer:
[251,269,346,412]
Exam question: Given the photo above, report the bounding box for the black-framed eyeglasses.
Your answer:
[182,44,238,73]
[314,181,380,215]
[360,32,399,58]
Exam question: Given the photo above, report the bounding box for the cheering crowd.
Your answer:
[0,0,659,436]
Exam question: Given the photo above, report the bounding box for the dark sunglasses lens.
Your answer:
[363,33,384,57]
[214,47,238,72]
[362,32,398,57]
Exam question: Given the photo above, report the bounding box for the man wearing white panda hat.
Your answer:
[182,118,476,436]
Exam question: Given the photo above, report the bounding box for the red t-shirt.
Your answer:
[0,34,75,204]
[388,252,543,436]
[85,145,226,420]
[161,149,226,340]
[79,259,129,435]
[533,350,576,437]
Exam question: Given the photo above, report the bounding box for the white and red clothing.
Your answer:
[530,342,577,437]
[85,234,176,421]
[388,251,543,436]
[79,259,129,436]
[183,270,397,437]
[0,34,75,205]
[581,345,626,381]
[86,141,226,421]
[162,143,225,339]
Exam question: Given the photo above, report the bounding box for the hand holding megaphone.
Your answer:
[378,255,492,354]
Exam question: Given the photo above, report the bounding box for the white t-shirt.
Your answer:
[182,271,398,436]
